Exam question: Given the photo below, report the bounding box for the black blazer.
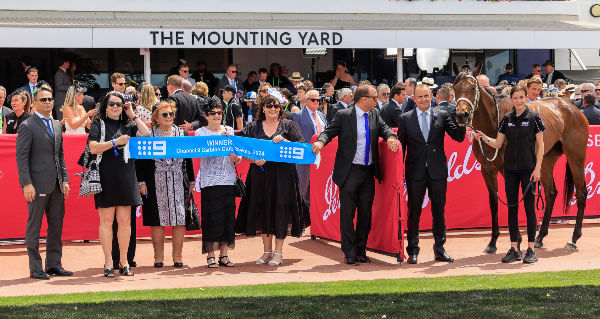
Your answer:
[542,70,566,84]
[380,100,403,128]
[581,105,600,125]
[397,108,466,181]
[435,101,456,114]
[317,106,396,187]
[169,90,207,130]
[326,101,348,124]
[16,115,69,194]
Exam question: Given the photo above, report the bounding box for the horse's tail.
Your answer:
[563,162,574,214]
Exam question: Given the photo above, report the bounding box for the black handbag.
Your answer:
[185,195,200,231]
[234,168,246,198]
[79,120,105,197]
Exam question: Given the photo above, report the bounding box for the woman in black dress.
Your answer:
[2,90,31,134]
[88,92,151,277]
[330,61,356,90]
[137,100,194,268]
[475,85,545,264]
[236,95,309,266]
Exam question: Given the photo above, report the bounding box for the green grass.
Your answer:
[1,269,599,318]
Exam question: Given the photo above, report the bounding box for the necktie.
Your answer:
[421,111,429,141]
[313,111,323,135]
[43,118,54,137]
[363,113,370,166]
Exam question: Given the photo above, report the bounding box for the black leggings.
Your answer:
[504,169,537,243]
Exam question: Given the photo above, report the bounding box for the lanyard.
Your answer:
[272,77,280,87]
[223,101,230,124]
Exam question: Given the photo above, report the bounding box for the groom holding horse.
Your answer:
[397,84,466,264]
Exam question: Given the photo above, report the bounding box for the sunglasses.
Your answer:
[180,70,189,73]
[308,98,320,102]
[264,104,281,109]
[596,89,600,92]
[107,101,123,107]
[161,112,175,118]
[381,93,390,96]
[39,97,54,103]
[581,90,593,93]
[365,96,378,100]
[230,70,237,73]
[115,82,126,86]
[207,111,224,116]
[260,89,268,93]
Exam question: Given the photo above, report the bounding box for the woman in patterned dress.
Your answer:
[137,100,195,268]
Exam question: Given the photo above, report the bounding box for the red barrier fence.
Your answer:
[2,128,600,255]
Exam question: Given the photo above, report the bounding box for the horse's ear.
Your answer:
[474,63,483,76]
[452,63,460,76]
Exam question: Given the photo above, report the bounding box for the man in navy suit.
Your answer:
[18,67,41,99]
[292,90,327,208]
[581,94,600,125]
[434,86,455,114]
[397,84,466,264]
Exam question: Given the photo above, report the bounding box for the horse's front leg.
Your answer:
[481,168,500,254]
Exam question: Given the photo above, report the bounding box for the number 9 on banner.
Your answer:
[153,141,166,156]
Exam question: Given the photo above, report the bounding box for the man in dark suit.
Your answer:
[542,60,566,87]
[18,67,41,99]
[326,87,353,124]
[581,93,600,125]
[397,84,466,264]
[53,57,72,120]
[434,86,455,114]
[313,85,399,265]
[293,89,327,208]
[217,64,244,102]
[166,75,208,131]
[191,61,218,95]
[495,63,519,86]
[380,82,407,128]
[16,84,72,279]
[573,83,595,109]
[524,64,542,80]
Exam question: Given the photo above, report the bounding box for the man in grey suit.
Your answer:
[16,84,72,280]
[434,86,455,114]
[53,57,72,120]
[292,89,327,208]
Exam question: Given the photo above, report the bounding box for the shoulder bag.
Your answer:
[79,120,105,197]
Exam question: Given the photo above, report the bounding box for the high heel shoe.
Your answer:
[256,251,272,264]
[119,264,134,276]
[268,252,283,266]
[104,265,115,278]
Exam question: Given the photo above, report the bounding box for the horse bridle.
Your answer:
[456,74,499,162]
[455,74,481,128]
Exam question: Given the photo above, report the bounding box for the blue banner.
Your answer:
[125,135,317,165]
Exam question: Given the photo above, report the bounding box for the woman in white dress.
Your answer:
[136,83,155,125]
[62,85,95,134]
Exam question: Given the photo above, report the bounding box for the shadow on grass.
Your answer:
[1,285,599,318]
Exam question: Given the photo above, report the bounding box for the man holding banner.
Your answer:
[312,85,399,265]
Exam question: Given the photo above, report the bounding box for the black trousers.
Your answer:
[338,164,375,258]
[111,206,137,265]
[406,171,447,256]
[504,169,537,243]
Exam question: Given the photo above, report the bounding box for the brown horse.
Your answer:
[452,63,589,252]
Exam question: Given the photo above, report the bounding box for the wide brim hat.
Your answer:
[418,77,438,89]
[288,72,304,82]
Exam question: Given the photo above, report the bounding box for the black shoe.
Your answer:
[154,262,164,268]
[46,267,73,276]
[501,247,522,263]
[119,264,134,276]
[356,254,371,263]
[434,252,454,263]
[523,248,538,264]
[30,270,50,280]
[407,255,418,264]
[129,261,137,268]
[104,268,115,278]
[174,262,184,268]
[345,256,359,265]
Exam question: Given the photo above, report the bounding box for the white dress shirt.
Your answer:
[352,106,373,166]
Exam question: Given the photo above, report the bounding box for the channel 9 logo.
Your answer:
[137,140,166,156]
[279,146,304,160]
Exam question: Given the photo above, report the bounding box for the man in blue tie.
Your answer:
[313,85,398,265]
[16,84,72,279]
[18,67,41,99]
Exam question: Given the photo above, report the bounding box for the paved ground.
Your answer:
[1,223,599,297]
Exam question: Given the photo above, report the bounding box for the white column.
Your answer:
[396,48,403,84]
[140,48,151,83]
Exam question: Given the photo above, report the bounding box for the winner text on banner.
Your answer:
[126,135,317,164]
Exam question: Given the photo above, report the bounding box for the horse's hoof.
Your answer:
[564,242,578,251]
[534,239,544,249]
[484,245,497,254]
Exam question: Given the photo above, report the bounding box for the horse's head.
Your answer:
[452,63,483,127]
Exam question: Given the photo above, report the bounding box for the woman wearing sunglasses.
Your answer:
[137,100,195,269]
[195,98,241,268]
[88,92,151,277]
[235,95,309,266]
